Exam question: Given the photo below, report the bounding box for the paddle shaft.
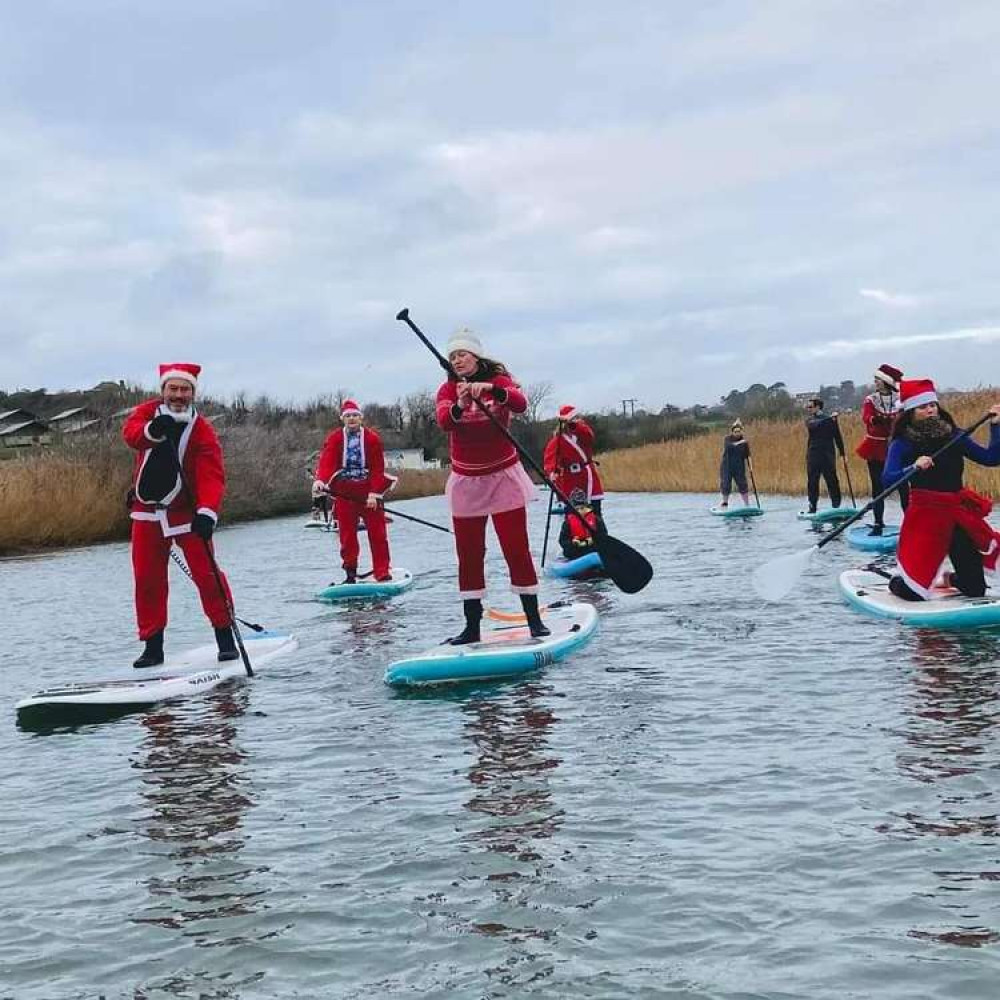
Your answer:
[747,452,761,509]
[395,310,598,537]
[168,549,265,632]
[540,486,555,567]
[168,440,253,677]
[816,413,993,550]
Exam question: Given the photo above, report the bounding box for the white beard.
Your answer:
[158,403,194,424]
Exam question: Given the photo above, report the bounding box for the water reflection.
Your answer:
[131,687,269,948]
[890,629,1000,947]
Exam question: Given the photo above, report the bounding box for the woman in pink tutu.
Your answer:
[435,328,548,644]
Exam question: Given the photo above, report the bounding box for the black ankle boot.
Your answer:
[446,599,483,645]
[214,626,239,662]
[520,594,551,638]
[133,631,164,669]
[343,569,357,585]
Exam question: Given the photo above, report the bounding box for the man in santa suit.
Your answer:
[855,362,907,535]
[543,404,605,559]
[123,363,237,667]
[314,400,396,584]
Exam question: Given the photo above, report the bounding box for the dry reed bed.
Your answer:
[600,390,1000,498]
[0,427,447,554]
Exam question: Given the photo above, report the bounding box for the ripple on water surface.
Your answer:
[2,493,999,998]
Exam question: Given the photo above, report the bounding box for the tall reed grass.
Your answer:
[600,390,1000,499]
[0,426,447,554]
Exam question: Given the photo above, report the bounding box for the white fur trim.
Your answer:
[159,369,199,388]
[197,507,218,522]
[896,561,936,600]
[510,583,540,595]
[144,422,165,443]
[902,390,938,410]
[458,587,487,599]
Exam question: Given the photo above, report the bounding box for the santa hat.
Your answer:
[558,404,579,422]
[340,399,362,418]
[900,378,938,411]
[446,327,484,358]
[873,363,903,391]
[159,362,201,389]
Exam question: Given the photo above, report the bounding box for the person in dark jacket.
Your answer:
[718,419,751,508]
[804,397,845,512]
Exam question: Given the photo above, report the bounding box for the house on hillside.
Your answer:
[48,406,102,434]
[0,409,51,448]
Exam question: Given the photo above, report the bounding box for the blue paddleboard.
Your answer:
[316,568,413,601]
[709,505,764,518]
[797,506,858,524]
[544,551,606,579]
[845,523,900,554]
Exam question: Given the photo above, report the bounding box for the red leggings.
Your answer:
[335,497,391,578]
[131,520,233,640]
[452,506,538,598]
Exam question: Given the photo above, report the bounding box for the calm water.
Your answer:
[2,492,999,999]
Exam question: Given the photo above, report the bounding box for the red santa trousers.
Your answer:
[335,497,391,577]
[897,487,1000,597]
[131,519,233,639]
[452,506,538,598]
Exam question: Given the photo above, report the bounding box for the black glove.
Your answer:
[148,414,175,438]
[191,513,215,540]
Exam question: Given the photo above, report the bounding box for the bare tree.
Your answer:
[523,380,554,424]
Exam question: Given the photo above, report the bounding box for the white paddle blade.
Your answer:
[752,546,819,602]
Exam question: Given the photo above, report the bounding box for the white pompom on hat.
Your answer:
[446,327,484,358]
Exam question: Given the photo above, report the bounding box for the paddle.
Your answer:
[169,549,266,632]
[747,450,762,510]
[833,415,858,509]
[540,486,555,567]
[396,308,653,593]
[168,440,254,678]
[753,413,993,602]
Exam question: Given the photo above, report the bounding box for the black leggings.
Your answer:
[889,527,987,600]
[866,459,909,525]
[807,452,841,509]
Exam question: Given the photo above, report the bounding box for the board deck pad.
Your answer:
[839,569,1000,629]
[845,523,900,554]
[316,567,413,601]
[16,631,297,727]
[384,602,598,686]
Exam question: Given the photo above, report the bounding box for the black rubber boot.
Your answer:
[520,594,551,638]
[868,523,884,536]
[446,599,483,645]
[343,568,357,584]
[133,631,164,669]
[214,626,239,662]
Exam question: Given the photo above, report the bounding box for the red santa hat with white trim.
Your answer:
[899,378,938,411]
[340,398,362,418]
[159,362,201,389]
[558,404,579,422]
[873,363,903,391]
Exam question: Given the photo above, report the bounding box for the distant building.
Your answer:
[0,408,40,430]
[48,406,102,434]
[386,447,440,471]
[0,418,51,448]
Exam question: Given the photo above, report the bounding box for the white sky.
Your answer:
[1,2,998,412]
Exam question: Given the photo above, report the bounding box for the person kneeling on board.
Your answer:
[437,327,549,643]
[856,363,907,536]
[124,363,237,668]
[804,397,845,513]
[718,419,751,508]
[883,379,1000,601]
[314,399,396,584]
[543,403,605,557]
[562,498,601,559]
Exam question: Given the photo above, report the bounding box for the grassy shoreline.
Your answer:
[0,427,447,555]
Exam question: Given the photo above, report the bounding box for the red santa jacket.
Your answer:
[436,375,527,477]
[315,427,396,503]
[123,399,225,537]
[543,418,604,501]
[855,392,900,462]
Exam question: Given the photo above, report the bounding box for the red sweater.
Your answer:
[436,375,527,477]
[855,393,899,462]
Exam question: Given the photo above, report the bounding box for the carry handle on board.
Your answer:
[396,308,653,595]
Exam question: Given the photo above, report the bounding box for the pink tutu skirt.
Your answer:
[446,463,537,518]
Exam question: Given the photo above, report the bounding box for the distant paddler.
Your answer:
[883,379,1000,601]
[543,404,605,559]
[314,399,396,584]
[436,327,549,643]
[856,363,907,536]
[124,363,238,668]
[804,397,846,513]
[718,419,751,508]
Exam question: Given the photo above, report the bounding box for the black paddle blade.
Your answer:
[594,533,653,594]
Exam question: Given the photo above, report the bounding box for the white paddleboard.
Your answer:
[16,630,297,726]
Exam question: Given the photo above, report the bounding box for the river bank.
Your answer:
[600,389,1000,499]
[0,427,447,554]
